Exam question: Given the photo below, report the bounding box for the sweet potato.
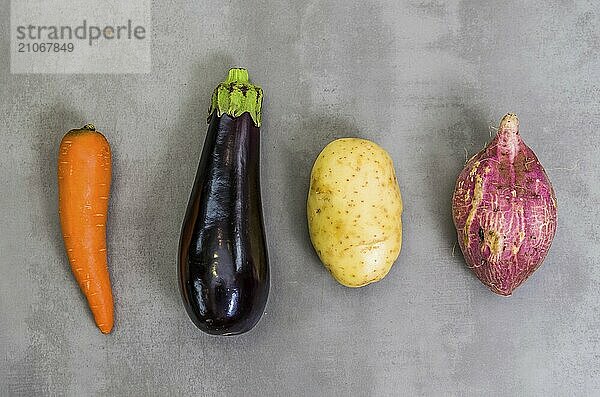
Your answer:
[452,114,557,295]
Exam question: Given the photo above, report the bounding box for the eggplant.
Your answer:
[178,68,269,335]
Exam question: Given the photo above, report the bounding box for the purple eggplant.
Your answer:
[178,68,268,335]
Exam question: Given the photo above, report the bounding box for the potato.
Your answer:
[307,138,403,287]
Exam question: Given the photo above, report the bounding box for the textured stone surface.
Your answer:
[1,0,599,395]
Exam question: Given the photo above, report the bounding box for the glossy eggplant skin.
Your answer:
[178,111,269,335]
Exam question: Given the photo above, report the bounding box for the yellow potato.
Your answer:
[307,138,403,287]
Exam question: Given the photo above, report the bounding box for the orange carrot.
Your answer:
[58,124,114,334]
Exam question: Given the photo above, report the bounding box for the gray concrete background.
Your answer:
[1,0,599,396]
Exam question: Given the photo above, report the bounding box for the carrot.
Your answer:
[58,124,114,334]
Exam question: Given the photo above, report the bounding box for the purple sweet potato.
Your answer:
[452,113,557,296]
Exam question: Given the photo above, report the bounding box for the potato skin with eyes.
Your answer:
[307,138,403,287]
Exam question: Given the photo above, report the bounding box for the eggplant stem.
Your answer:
[209,68,263,127]
[225,68,249,84]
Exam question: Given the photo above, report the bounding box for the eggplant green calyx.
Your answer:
[209,68,263,127]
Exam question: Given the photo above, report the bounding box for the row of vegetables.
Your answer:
[57,68,558,336]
